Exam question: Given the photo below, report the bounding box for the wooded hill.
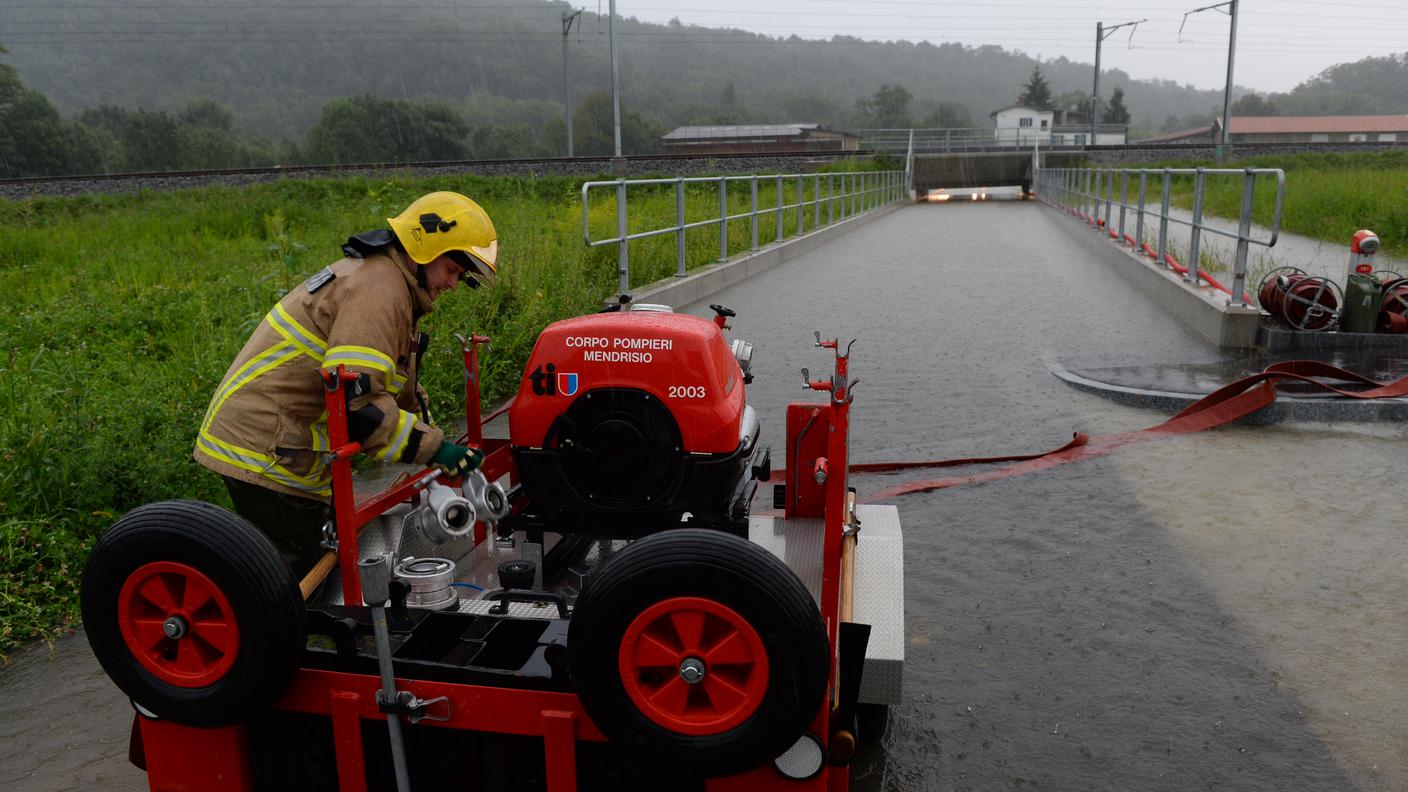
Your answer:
[4,0,1235,144]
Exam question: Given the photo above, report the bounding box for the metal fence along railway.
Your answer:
[0,149,870,190]
[1034,166,1286,306]
[581,170,906,295]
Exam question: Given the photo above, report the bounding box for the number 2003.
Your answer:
[668,385,707,399]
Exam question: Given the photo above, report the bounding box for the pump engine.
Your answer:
[506,304,765,537]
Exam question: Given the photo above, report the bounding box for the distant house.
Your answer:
[660,124,858,155]
[1146,115,1408,144]
[990,105,1124,146]
[1049,108,1126,146]
[990,105,1052,145]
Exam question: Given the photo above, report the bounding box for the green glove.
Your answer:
[431,442,484,477]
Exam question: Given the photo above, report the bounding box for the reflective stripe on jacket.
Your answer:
[194,247,445,500]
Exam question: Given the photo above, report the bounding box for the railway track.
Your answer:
[5,140,1402,199]
[0,150,867,199]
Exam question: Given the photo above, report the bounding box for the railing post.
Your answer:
[796,175,804,235]
[750,177,759,251]
[1157,168,1171,267]
[1081,169,1090,221]
[1098,166,1109,226]
[814,174,821,226]
[1094,169,1103,227]
[675,178,686,277]
[1089,170,1098,224]
[851,172,858,216]
[1135,171,1147,248]
[828,174,835,224]
[1187,168,1206,287]
[615,180,629,295]
[1118,171,1129,239]
[718,176,728,262]
[1230,168,1257,306]
[776,175,784,241]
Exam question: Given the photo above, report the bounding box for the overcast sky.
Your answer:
[615,0,1408,94]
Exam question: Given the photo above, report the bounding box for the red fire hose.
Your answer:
[854,361,1408,501]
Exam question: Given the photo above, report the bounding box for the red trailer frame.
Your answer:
[129,328,868,792]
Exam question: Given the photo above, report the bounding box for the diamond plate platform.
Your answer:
[749,505,905,706]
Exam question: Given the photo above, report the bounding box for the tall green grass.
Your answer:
[1152,150,1408,254]
[0,166,895,656]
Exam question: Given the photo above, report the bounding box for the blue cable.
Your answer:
[450,582,485,591]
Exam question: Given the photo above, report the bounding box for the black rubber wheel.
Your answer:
[568,529,828,778]
[81,499,306,727]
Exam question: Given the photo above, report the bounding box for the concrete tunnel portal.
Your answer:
[911,151,1086,195]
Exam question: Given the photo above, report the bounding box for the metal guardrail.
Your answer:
[860,127,1129,154]
[582,170,905,295]
[1034,166,1286,306]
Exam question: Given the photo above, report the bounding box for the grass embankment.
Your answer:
[1156,150,1408,255]
[0,162,890,656]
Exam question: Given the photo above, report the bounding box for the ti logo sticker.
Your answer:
[530,363,556,396]
[529,364,580,396]
[557,372,580,396]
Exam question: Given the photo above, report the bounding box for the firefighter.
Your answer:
[194,191,498,576]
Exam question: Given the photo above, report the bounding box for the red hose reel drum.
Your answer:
[1257,267,1341,332]
[1378,276,1408,334]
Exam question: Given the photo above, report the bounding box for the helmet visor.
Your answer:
[448,247,497,288]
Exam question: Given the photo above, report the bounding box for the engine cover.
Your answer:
[508,310,758,535]
[510,311,745,452]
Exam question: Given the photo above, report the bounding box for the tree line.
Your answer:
[1,52,664,177]
[3,0,1236,150]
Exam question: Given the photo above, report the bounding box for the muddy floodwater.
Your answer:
[5,201,1405,791]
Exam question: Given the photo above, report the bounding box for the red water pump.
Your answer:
[506,303,766,537]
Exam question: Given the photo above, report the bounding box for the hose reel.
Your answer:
[1377,272,1408,334]
[1257,267,1341,332]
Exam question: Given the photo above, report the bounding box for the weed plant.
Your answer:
[0,166,897,655]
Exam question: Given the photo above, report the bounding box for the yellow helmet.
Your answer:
[387,192,498,287]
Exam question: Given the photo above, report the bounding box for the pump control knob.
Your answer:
[498,559,537,590]
[709,304,736,318]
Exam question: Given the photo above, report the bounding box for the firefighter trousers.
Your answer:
[222,476,329,579]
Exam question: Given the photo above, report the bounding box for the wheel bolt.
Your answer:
[679,657,706,684]
[163,616,188,640]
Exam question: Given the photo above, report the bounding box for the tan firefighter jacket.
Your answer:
[194,245,446,500]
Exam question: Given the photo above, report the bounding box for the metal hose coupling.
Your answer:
[415,479,477,544]
[462,471,511,525]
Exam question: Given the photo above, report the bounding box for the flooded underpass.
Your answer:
[684,199,1408,791]
[3,198,1405,792]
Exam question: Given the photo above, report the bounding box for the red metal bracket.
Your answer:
[542,710,579,792]
[456,333,491,448]
[330,690,368,792]
[140,718,254,792]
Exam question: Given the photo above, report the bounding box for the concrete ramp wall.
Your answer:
[913,152,1084,192]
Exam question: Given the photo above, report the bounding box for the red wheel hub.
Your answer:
[117,561,240,688]
[617,596,769,735]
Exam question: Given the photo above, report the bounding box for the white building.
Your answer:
[990,105,1053,146]
[990,106,1127,146]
